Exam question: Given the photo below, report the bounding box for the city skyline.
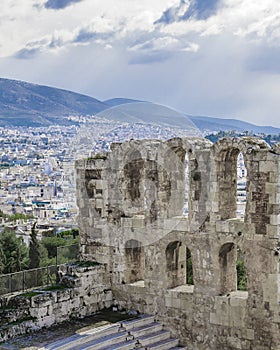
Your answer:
[0,0,280,126]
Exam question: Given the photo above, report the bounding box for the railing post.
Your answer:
[23,270,25,292]
[56,246,58,267]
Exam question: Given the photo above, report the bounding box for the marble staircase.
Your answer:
[42,314,187,350]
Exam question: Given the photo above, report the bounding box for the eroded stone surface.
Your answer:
[1,137,280,350]
[0,264,112,343]
[75,137,280,350]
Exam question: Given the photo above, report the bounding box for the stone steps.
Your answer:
[44,324,121,350]
[121,315,155,331]
[79,332,127,350]
[148,339,189,349]
[146,337,180,350]
[43,314,187,350]
[99,339,136,350]
[129,321,163,337]
[137,329,171,347]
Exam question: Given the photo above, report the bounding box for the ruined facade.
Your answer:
[76,137,280,350]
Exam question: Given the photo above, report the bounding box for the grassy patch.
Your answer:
[18,291,42,298]
[86,154,107,161]
[42,284,68,291]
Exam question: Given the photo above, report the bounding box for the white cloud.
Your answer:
[129,37,179,52]
[0,0,178,57]
[1,0,280,126]
[181,42,199,52]
[160,0,280,44]
[2,0,280,58]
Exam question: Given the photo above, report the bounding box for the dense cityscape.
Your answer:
[0,120,249,247]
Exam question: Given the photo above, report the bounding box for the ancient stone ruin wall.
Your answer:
[0,264,112,342]
[76,137,280,350]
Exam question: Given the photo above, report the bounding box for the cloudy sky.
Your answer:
[0,0,280,126]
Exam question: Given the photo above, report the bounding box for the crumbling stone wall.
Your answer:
[76,137,280,350]
[0,264,112,342]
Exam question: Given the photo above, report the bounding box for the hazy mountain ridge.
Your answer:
[103,98,145,107]
[0,78,108,126]
[96,102,200,133]
[189,116,280,135]
[0,78,279,134]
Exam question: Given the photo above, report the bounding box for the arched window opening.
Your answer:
[186,247,193,285]
[125,239,144,284]
[236,152,247,219]
[217,148,242,220]
[236,247,247,291]
[183,157,189,216]
[123,150,144,203]
[166,241,193,289]
[219,243,237,294]
[164,142,186,218]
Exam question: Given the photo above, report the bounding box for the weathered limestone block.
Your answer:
[216,220,230,233]
[5,137,279,349]
[131,215,146,228]
[56,289,73,302]
[0,264,113,342]
[262,273,280,306]
[32,306,49,319]
[210,294,247,327]
[61,275,81,288]
[30,292,55,308]
[259,160,275,172]
[8,295,31,309]
[35,314,56,328]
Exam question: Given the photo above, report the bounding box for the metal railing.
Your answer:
[0,265,57,296]
[0,244,79,296]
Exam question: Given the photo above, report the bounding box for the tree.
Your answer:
[0,246,5,274]
[9,213,33,222]
[40,233,79,266]
[28,222,40,269]
[0,229,28,274]
[237,259,247,291]
[186,247,193,285]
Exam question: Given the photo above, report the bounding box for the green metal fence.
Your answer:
[0,244,79,296]
[0,265,57,296]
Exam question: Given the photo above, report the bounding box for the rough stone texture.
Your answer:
[75,137,280,350]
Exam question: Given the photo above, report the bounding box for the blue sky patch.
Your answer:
[44,0,83,10]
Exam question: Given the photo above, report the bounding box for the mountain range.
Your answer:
[0,78,107,126]
[0,77,279,134]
